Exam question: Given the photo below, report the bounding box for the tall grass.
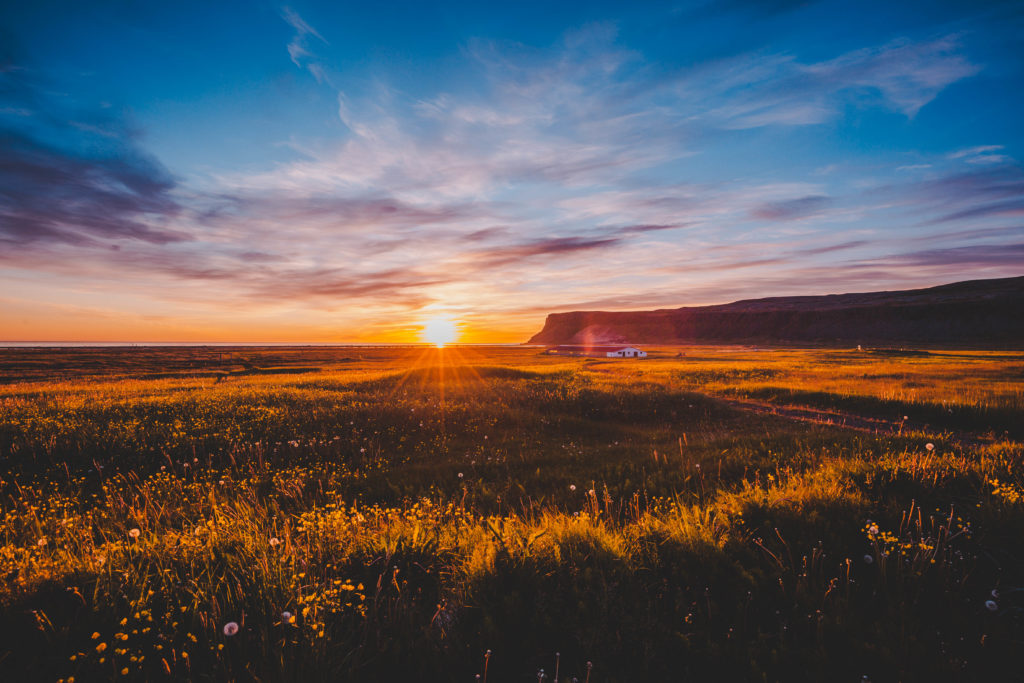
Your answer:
[0,346,1022,681]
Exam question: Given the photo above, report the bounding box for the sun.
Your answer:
[420,317,459,347]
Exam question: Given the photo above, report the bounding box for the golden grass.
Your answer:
[0,345,1022,681]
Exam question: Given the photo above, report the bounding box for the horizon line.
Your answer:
[0,341,533,347]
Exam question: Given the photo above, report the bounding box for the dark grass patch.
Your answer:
[728,386,1024,438]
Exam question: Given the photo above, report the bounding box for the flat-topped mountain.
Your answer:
[527,276,1024,346]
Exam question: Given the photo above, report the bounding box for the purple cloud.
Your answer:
[0,127,183,248]
[751,195,831,220]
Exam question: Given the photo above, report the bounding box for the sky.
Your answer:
[1,0,1023,343]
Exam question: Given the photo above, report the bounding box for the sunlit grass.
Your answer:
[0,345,1022,681]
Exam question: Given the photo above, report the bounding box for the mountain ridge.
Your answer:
[527,276,1024,346]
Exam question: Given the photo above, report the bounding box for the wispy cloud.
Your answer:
[0,130,184,247]
[751,195,831,220]
[701,35,978,129]
[879,243,1024,268]
[947,144,1011,165]
[804,36,979,117]
[282,7,329,83]
[0,61,183,250]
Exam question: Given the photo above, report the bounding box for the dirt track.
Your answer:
[715,396,994,447]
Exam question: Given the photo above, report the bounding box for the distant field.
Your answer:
[1,345,1023,681]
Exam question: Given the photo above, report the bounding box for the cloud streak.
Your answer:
[283,7,329,83]
[0,59,183,250]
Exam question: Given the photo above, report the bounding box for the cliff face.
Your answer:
[527,276,1024,346]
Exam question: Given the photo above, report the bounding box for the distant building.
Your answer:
[547,345,647,358]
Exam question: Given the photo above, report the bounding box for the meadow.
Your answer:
[1,345,1023,682]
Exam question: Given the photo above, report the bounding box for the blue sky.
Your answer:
[1,0,1022,341]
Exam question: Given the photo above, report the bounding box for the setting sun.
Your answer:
[420,317,459,347]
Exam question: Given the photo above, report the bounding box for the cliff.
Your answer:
[527,276,1024,346]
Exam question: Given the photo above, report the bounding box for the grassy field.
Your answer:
[1,345,1023,682]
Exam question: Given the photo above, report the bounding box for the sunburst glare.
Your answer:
[420,317,459,347]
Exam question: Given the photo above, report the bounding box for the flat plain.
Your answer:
[1,345,1023,681]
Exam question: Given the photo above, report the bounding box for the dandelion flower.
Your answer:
[128,528,141,539]
[985,600,998,611]
[223,622,239,636]
[863,554,874,564]
[37,537,47,547]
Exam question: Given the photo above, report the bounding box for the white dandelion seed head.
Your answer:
[985,600,998,612]
[37,537,47,546]
[128,528,141,538]
[570,484,576,491]
[281,611,293,623]
[863,554,874,564]
[458,472,464,479]
[926,443,935,451]
[223,621,239,636]
[991,589,1000,598]
[269,537,281,546]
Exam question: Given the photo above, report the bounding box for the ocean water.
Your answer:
[0,341,538,348]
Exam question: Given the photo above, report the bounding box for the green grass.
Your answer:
[1,345,1023,681]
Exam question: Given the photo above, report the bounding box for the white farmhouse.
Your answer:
[547,345,648,358]
[604,346,647,358]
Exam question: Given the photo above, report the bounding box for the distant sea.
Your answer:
[0,342,537,348]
